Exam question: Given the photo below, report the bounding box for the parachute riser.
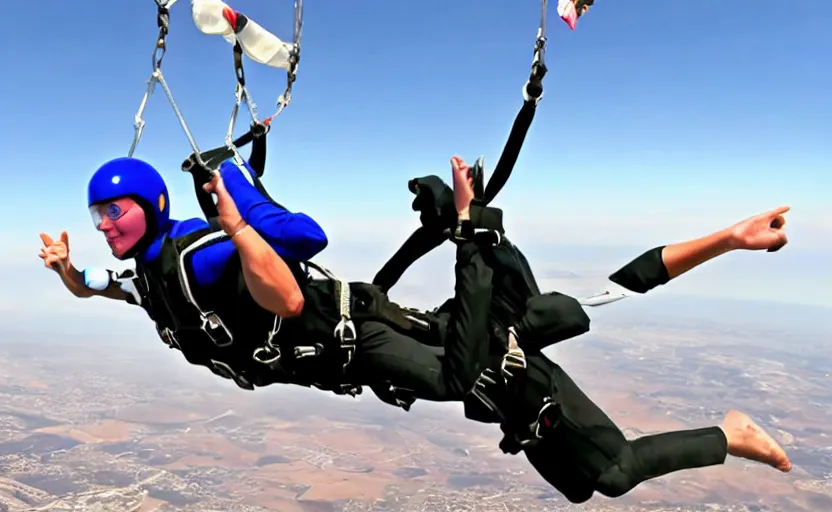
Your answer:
[274,0,303,118]
[128,0,205,168]
[152,2,170,70]
[222,0,303,159]
[225,42,262,165]
[524,2,549,104]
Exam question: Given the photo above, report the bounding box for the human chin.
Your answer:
[107,237,138,259]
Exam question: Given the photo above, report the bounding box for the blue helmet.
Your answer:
[87,157,170,234]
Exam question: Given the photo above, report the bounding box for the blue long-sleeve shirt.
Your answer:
[136,159,328,287]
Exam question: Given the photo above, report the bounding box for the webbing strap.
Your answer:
[373,1,548,293]
[373,226,449,294]
[482,99,539,205]
[181,123,270,219]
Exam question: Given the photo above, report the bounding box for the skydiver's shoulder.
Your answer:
[169,218,213,238]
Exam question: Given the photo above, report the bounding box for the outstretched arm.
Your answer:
[610,206,790,294]
[39,232,130,302]
[219,159,328,261]
[62,265,131,302]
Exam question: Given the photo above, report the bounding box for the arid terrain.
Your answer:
[0,294,830,511]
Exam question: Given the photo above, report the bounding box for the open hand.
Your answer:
[39,232,71,273]
[451,156,475,219]
[730,206,790,252]
[203,171,246,236]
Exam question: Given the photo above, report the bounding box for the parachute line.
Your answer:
[128,0,204,167]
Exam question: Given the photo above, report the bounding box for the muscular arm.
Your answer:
[179,218,304,318]
[220,160,328,261]
[609,227,737,294]
[231,223,304,317]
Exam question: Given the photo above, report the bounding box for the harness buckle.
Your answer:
[501,348,527,380]
[532,398,562,439]
[499,397,562,454]
[157,326,181,351]
[201,312,233,347]
[210,360,254,391]
[373,383,417,411]
[468,368,506,423]
[294,344,324,359]
[475,368,500,390]
[253,316,283,365]
[500,327,527,380]
[336,384,363,397]
[252,345,281,365]
[334,317,357,369]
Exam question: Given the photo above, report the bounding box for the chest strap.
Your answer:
[175,229,236,347]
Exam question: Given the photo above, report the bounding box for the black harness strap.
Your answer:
[373,3,548,293]
[374,226,449,294]
[371,173,507,294]
[482,98,540,204]
[481,0,548,204]
[180,122,270,219]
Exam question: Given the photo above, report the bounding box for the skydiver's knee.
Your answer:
[594,452,643,498]
[595,467,636,498]
[525,444,596,504]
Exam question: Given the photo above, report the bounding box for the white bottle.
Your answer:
[191,0,295,70]
[191,0,233,36]
[234,14,295,70]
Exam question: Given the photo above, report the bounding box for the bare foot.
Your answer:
[721,409,791,472]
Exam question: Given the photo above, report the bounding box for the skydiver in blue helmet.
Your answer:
[38,154,499,404]
[40,156,327,313]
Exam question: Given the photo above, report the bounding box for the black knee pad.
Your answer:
[594,464,638,498]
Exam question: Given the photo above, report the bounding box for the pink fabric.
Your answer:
[557,0,579,30]
[94,198,147,258]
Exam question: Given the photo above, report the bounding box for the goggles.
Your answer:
[89,201,129,228]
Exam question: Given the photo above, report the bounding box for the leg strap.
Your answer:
[465,327,564,454]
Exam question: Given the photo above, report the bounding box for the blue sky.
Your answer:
[1,0,830,319]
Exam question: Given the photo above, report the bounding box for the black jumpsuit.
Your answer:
[185,165,493,402]
[187,164,727,501]
[347,240,493,401]
[474,242,729,503]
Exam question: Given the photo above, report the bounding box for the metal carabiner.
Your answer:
[500,327,527,380]
[532,398,561,439]
[153,8,169,70]
[523,0,549,103]
[334,317,357,369]
[224,42,261,164]
[128,0,204,164]
[500,349,527,380]
[262,0,302,123]
[334,317,357,344]
[252,316,283,365]
[252,345,281,365]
